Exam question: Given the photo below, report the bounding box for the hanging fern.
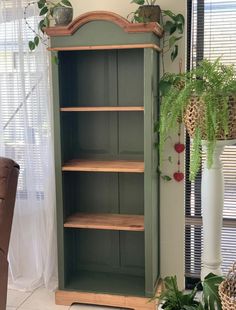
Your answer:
[158,58,236,181]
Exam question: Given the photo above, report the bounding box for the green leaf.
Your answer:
[131,0,145,5]
[202,273,224,310]
[44,16,50,27]
[175,14,185,34]
[38,19,45,32]
[52,55,59,65]
[159,79,173,96]
[169,36,182,49]
[164,21,177,35]
[176,22,184,34]
[37,0,46,9]
[134,15,144,23]
[171,45,178,62]
[61,0,72,7]
[40,6,48,16]
[29,41,35,51]
[175,14,185,27]
[161,175,172,181]
[34,36,39,46]
[162,9,176,20]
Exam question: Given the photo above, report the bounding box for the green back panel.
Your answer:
[144,48,159,296]
[59,50,144,107]
[61,112,144,161]
[117,49,144,106]
[62,172,144,278]
[59,51,117,107]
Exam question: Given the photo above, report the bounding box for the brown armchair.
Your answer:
[0,157,19,310]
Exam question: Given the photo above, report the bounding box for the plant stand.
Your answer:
[201,139,236,280]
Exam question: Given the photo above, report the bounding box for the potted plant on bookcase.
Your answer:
[129,0,161,23]
[128,1,185,62]
[24,0,73,51]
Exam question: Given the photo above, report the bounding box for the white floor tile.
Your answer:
[7,289,32,308]
[6,307,17,310]
[18,286,69,310]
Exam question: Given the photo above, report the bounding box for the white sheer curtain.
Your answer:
[0,0,57,291]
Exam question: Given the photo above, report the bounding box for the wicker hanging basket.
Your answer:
[183,95,236,140]
[219,262,236,310]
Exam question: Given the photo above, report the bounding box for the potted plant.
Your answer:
[157,273,224,310]
[128,2,185,62]
[129,0,161,23]
[158,58,236,181]
[24,0,73,51]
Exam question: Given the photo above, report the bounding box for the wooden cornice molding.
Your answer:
[45,11,163,37]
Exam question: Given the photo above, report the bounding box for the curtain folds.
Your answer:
[0,0,57,291]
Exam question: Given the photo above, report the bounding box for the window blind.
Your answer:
[0,0,49,199]
[185,0,236,283]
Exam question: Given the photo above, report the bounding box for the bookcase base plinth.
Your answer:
[55,281,162,310]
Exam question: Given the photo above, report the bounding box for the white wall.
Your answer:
[70,0,186,288]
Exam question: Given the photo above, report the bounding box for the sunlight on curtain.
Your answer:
[0,0,57,291]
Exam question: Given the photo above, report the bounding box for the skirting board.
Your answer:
[55,280,163,310]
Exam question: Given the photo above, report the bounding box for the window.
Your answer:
[0,1,49,200]
[185,0,236,285]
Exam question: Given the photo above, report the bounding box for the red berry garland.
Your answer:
[173,121,185,182]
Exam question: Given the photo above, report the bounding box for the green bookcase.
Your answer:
[46,11,163,309]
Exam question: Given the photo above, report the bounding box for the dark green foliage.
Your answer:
[25,0,72,51]
[157,274,224,310]
[162,10,185,62]
[202,273,224,310]
[131,0,157,4]
[158,58,236,181]
[158,276,200,309]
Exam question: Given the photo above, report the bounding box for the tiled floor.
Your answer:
[7,287,162,310]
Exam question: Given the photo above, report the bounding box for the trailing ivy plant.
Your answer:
[157,273,224,310]
[24,0,72,51]
[161,10,185,66]
[128,1,185,63]
[158,58,236,181]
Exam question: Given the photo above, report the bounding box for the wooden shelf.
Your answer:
[62,159,144,173]
[60,106,144,112]
[64,212,144,231]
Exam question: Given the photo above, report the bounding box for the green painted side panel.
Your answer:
[51,60,66,289]
[144,48,159,297]
[51,21,159,48]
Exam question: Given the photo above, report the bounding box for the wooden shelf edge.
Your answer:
[48,43,161,52]
[62,160,144,173]
[45,11,163,38]
[60,106,144,112]
[64,212,144,231]
[55,279,163,308]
